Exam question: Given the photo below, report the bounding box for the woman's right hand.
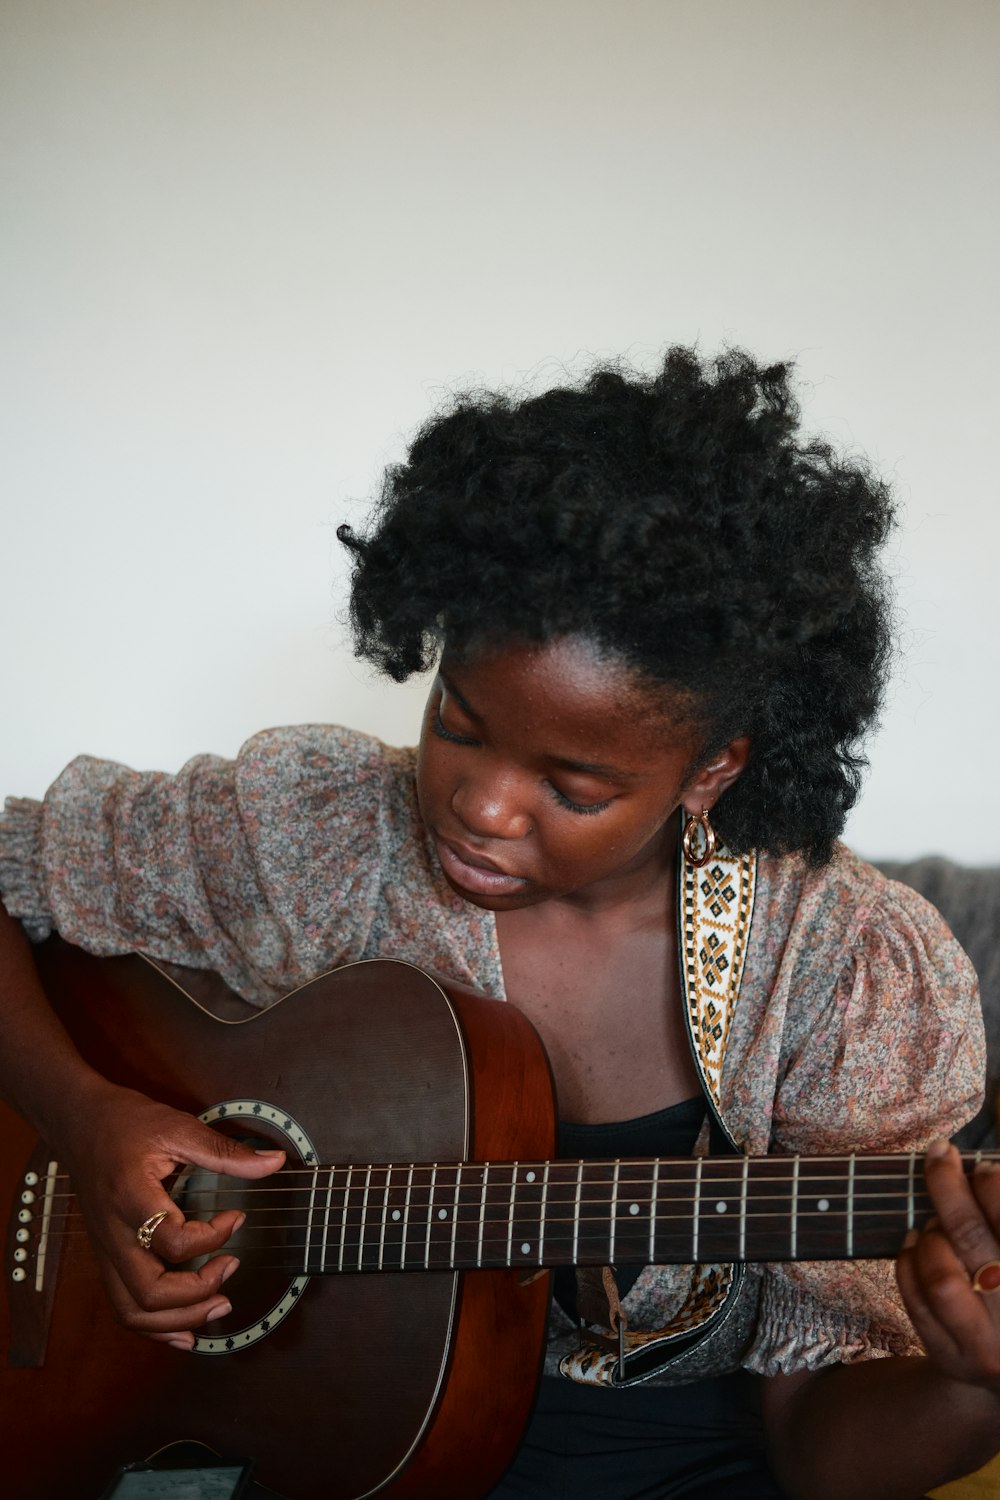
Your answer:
[60,1078,285,1349]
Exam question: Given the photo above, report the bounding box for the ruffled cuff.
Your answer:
[742,1264,921,1376]
[0,797,54,941]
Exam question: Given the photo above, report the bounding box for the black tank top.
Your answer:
[554,1096,705,1317]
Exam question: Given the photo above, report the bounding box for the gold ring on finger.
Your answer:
[136,1210,170,1251]
[970,1259,1000,1294]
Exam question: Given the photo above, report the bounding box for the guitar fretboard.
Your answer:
[216,1152,996,1274]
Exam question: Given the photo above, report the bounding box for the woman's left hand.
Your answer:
[897,1140,1000,1390]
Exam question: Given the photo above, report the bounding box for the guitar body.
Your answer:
[0,944,556,1500]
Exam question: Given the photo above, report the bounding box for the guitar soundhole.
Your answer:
[179,1098,317,1357]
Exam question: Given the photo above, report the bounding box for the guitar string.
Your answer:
[29,1176,953,1212]
[31,1188,941,1236]
[40,1212,936,1272]
[23,1158,983,1206]
[30,1149,999,1203]
[25,1196,985,1243]
[38,1194,940,1227]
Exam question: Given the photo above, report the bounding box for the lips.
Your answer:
[434,836,528,898]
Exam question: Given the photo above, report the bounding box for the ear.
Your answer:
[681,735,751,816]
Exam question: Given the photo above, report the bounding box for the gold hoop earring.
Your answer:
[682,808,717,868]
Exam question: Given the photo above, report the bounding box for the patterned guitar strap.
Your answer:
[560,836,758,1386]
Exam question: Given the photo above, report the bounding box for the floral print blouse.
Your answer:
[0,725,985,1380]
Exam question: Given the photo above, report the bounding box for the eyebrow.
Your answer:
[440,670,481,722]
[440,670,642,783]
[550,756,642,782]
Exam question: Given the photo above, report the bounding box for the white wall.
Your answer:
[2,0,997,861]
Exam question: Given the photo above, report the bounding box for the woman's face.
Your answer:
[416,636,747,912]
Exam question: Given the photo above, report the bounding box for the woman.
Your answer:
[1,347,998,1499]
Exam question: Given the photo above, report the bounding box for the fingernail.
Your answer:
[974,1262,1000,1292]
[168,1338,193,1352]
[233,1212,246,1231]
[254,1149,283,1157]
[926,1138,951,1160]
[206,1300,232,1322]
[220,1259,239,1284]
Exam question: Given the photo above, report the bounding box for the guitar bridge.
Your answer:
[5,1141,66,1367]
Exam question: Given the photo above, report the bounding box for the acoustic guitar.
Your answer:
[2,941,984,1499]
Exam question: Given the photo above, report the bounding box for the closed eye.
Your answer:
[433,706,479,747]
[547,783,613,816]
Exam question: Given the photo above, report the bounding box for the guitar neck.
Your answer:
[265,1151,997,1275]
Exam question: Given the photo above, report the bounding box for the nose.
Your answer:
[450,762,531,841]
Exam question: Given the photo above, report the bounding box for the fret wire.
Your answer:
[609,1159,621,1265]
[320,1165,334,1276]
[424,1165,437,1270]
[847,1154,856,1257]
[402,1164,414,1271]
[692,1156,702,1262]
[907,1152,915,1233]
[477,1164,489,1269]
[649,1158,660,1264]
[377,1165,390,1271]
[790,1156,799,1260]
[359,1165,373,1272]
[325,1166,338,1275]
[506,1164,518,1267]
[302,1163,317,1276]
[739,1156,749,1261]
[572,1160,583,1267]
[538,1162,550,1267]
[337,1165,351,1273]
[450,1167,461,1269]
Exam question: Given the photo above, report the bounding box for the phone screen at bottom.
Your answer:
[104,1465,253,1500]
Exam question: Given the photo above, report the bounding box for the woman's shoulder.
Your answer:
[233,724,417,823]
[228,724,424,882]
[237,723,416,782]
[756,840,967,965]
[746,842,984,1152]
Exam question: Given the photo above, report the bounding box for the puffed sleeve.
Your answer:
[0,726,401,1006]
[741,864,985,1374]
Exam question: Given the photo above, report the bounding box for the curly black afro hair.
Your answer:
[338,347,894,864]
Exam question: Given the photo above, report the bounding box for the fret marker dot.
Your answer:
[520,1242,531,1255]
[715,1201,728,1214]
[817,1199,830,1212]
[437,1209,448,1220]
[391,1210,401,1221]
[629,1203,640,1215]
[526,1171,536,1183]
